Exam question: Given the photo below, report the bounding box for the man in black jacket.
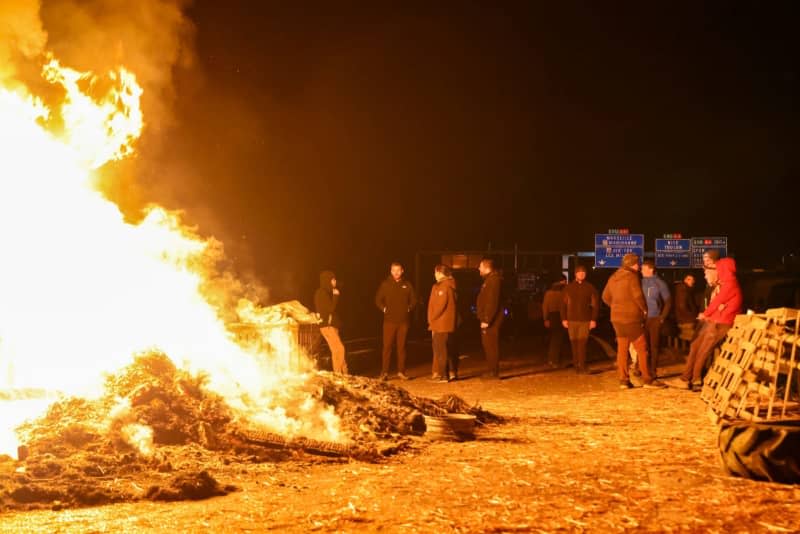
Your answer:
[314,271,347,374]
[561,265,599,373]
[673,273,699,347]
[477,258,504,378]
[375,262,417,380]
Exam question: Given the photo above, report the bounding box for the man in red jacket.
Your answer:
[667,257,742,391]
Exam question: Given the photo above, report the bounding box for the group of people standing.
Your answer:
[602,254,670,388]
[314,258,505,382]
[601,250,742,390]
[314,249,742,390]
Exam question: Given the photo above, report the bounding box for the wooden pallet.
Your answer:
[701,309,800,424]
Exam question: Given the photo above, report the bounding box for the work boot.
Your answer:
[396,372,409,381]
[379,373,389,382]
[691,380,704,392]
[448,372,458,381]
[619,381,634,389]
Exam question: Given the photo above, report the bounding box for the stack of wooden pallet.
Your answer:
[701,308,800,424]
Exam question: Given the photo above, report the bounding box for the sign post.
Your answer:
[655,238,691,269]
[594,232,644,268]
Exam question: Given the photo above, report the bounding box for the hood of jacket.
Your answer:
[716,258,737,283]
[437,276,456,290]
[609,266,638,284]
[319,270,335,289]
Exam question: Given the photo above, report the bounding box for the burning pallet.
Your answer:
[701,308,800,423]
[235,428,354,458]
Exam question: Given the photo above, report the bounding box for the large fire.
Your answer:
[0,55,341,457]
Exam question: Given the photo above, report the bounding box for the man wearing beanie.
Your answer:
[602,253,667,389]
[561,265,599,373]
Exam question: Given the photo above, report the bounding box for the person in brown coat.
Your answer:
[477,258,504,378]
[601,253,666,389]
[560,265,599,373]
[427,264,457,382]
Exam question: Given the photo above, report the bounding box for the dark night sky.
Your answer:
[129,1,798,327]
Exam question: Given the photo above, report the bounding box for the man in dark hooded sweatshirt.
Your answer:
[314,271,347,374]
[602,253,666,389]
[375,262,417,380]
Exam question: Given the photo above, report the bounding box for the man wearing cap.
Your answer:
[561,265,599,373]
[602,253,667,389]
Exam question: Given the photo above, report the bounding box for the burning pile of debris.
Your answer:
[0,353,498,511]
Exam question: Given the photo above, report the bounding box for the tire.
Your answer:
[718,421,800,484]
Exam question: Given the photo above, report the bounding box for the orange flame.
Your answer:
[0,58,341,457]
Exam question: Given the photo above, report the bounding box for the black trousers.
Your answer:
[382,321,408,374]
[481,316,503,376]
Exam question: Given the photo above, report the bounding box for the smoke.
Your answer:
[1,0,196,211]
[2,0,194,131]
[0,0,48,85]
[39,0,195,133]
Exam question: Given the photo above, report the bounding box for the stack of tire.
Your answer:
[718,421,800,484]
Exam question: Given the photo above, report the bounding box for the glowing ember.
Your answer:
[0,57,341,458]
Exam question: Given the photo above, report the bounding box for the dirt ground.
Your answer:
[1,352,799,533]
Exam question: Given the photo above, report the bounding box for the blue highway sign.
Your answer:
[594,233,644,268]
[655,238,691,269]
[690,237,728,268]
